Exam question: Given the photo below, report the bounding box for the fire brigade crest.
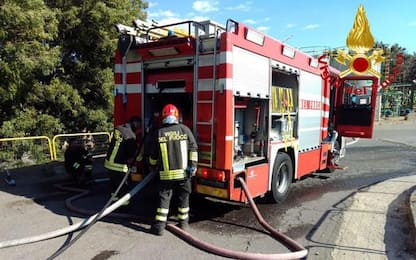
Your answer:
[334,5,384,78]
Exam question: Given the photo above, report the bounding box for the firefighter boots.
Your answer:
[150,221,165,236]
[178,221,189,230]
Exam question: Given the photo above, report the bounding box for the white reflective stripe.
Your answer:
[160,143,169,172]
[160,172,185,180]
[159,169,186,180]
[157,208,169,214]
[322,97,330,105]
[198,54,217,67]
[180,140,187,169]
[104,159,129,173]
[177,213,188,220]
[156,215,168,221]
[225,135,234,141]
[109,133,121,163]
[189,151,197,161]
[149,157,158,165]
[178,207,189,213]
[114,62,142,73]
[197,78,232,91]
[145,85,186,93]
[220,51,232,65]
[115,84,141,94]
[198,52,231,67]
[323,111,329,118]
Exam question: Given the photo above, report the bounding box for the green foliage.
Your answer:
[0,108,64,137]
[0,0,148,138]
[0,0,60,126]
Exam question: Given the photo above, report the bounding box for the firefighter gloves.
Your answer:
[186,166,196,179]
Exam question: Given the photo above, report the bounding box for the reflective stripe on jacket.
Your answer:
[150,123,198,181]
[104,123,136,173]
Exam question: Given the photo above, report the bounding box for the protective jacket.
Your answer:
[104,123,137,173]
[149,123,198,181]
[64,142,92,176]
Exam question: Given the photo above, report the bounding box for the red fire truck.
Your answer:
[113,19,379,203]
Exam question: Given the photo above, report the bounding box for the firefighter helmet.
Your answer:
[162,104,179,124]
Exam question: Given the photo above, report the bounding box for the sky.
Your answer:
[145,0,416,55]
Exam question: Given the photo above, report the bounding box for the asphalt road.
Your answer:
[0,117,415,259]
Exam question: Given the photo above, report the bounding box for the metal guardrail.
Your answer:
[52,132,111,161]
[0,136,53,169]
[0,132,111,169]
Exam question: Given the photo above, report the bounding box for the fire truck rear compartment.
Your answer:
[145,92,193,127]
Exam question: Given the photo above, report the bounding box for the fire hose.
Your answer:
[62,176,307,259]
[0,171,156,250]
[0,174,307,259]
[165,177,308,260]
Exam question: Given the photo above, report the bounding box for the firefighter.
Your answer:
[64,138,93,185]
[149,104,198,236]
[104,116,142,203]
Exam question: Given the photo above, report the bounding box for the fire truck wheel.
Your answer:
[270,152,293,203]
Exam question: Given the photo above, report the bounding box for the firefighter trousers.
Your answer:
[154,178,192,227]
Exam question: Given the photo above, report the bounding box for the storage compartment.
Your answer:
[271,115,296,141]
[233,97,268,163]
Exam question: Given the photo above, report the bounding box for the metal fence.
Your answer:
[0,136,53,170]
[0,132,111,170]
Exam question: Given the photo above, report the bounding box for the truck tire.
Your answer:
[270,152,293,203]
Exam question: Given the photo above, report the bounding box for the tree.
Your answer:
[49,0,147,132]
[0,0,148,137]
[375,41,416,113]
[0,0,61,137]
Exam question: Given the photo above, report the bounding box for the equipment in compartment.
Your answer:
[271,116,296,141]
[272,86,294,113]
[233,121,244,159]
[233,98,267,161]
[270,86,296,142]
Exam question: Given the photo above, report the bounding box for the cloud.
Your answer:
[191,16,210,22]
[257,26,270,32]
[148,10,177,19]
[244,19,257,25]
[148,2,158,8]
[303,24,320,30]
[192,1,219,12]
[225,2,253,12]
[409,21,416,27]
[286,23,296,29]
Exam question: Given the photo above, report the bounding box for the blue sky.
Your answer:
[146,0,416,54]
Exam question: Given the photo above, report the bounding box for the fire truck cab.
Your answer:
[113,19,378,203]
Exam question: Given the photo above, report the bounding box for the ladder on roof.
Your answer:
[194,22,225,168]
